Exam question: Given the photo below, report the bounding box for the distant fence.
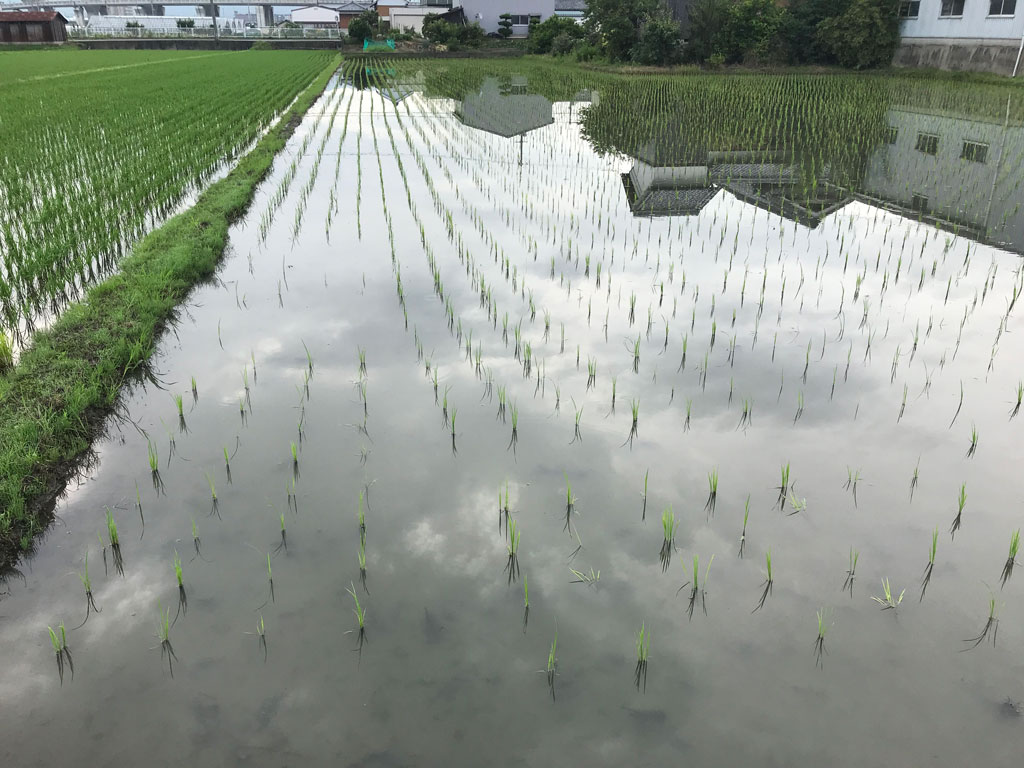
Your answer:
[69,26,347,41]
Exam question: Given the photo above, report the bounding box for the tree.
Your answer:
[347,9,378,42]
[176,18,195,29]
[684,0,729,63]
[528,16,585,54]
[816,0,899,69]
[498,13,513,38]
[631,17,682,65]
[718,0,785,64]
[779,0,850,64]
[583,0,661,61]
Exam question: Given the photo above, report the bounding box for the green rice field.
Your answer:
[0,52,1022,765]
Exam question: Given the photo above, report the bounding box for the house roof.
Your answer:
[555,0,588,10]
[0,11,67,22]
[291,2,374,13]
[620,174,718,217]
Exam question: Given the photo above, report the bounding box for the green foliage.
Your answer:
[779,0,850,64]
[347,10,379,43]
[422,15,486,48]
[528,16,585,55]
[584,0,662,62]
[816,0,900,69]
[498,13,513,39]
[631,17,683,65]
[719,0,786,65]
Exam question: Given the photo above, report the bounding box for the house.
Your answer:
[455,1,556,35]
[860,105,1024,254]
[894,0,1024,76]
[290,3,377,30]
[455,76,554,138]
[0,11,68,43]
[554,0,588,21]
[381,2,451,33]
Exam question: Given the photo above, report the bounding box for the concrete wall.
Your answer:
[894,37,1022,74]
[458,0,554,34]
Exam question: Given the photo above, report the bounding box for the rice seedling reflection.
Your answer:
[753,548,773,612]
[47,621,72,685]
[634,622,649,692]
[813,608,831,669]
[999,529,1019,588]
[920,527,938,600]
[842,547,858,596]
[962,595,999,650]
[659,506,676,572]
[346,581,367,654]
[155,601,177,677]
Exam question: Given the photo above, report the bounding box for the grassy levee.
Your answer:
[0,54,340,567]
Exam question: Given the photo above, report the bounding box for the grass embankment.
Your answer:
[0,54,340,568]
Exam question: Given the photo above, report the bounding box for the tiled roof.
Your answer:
[0,11,66,22]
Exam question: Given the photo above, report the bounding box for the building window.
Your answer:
[884,126,899,144]
[899,0,921,16]
[940,0,966,15]
[989,0,1016,14]
[509,14,530,25]
[915,132,939,155]
[961,140,989,163]
[911,194,929,213]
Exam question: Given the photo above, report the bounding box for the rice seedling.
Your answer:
[920,527,938,601]
[705,468,718,515]
[507,402,519,454]
[620,398,640,448]
[570,566,601,586]
[344,579,368,653]
[753,548,774,612]
[641,469,649,521]
[949,380,963,428]
[545,627,558,700]
[950,482,967,538]
[358,346,367,376]
[679,554,714,619]
[909,458,920,502]
[738,397,752,429]
[506,518,522,584]
[70,552,100,629]
[962,594,999,651]
[776,463,791,510]
[172,549,187,622]
[522,575,529,632]
[174,393,187,433]
[966,424,978,458]
[999,529,1020,588]
[357,489,366,538]
[843,468,861,507]
[47,621,72,685]
[842,547,859,596]
[105,507,123,577]
[205,472,219,517]
[274,512,288,554]
[1012,381,1023,419]
[813,608,831,669]
[634,622,650,692]
[793,390,805,422]
[684,398,692,431]
[450,407,458,454]
[659,506,676,572]
[301,339,314,374]
[586,357,597,390]
[155,601,177,676]
[147,439,162,492]
[255,614,268,662]
[871,578,905,610]
[738,495,750,558]
[357,535,369,594]
[290,441,299,479]
[571,401,583,444]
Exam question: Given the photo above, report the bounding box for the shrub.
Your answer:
[574,40,602,61]
[528,16,584,54]
[498,13,513,39]
[551,32,577,56]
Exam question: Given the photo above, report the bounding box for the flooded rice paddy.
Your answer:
[1,61,1023,766]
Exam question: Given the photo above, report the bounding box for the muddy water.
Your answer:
[0,70,1022,767]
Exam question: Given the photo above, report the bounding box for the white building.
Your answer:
[895,0,1024,75]
[290,3,376,30]
[456,0,555,35]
